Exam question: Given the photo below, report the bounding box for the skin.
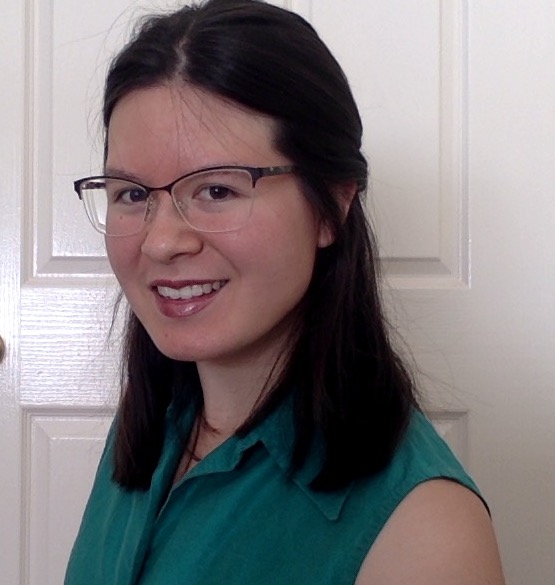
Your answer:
[356,480,506,584]
[106,82,506,584]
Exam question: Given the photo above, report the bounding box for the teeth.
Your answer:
[157,281,225,300]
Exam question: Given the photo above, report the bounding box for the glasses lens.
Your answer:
[79,178,148,236]
[172,168,254,232]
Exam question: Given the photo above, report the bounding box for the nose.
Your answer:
[140,190,203,261]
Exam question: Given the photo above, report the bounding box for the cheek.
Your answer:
[235,211,319,287]
[105,238,137,284]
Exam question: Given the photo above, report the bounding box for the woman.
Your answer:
[66,0,505,583]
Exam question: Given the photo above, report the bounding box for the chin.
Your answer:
[150,336,225,363]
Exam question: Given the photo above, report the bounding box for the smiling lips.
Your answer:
[156,280,227,300]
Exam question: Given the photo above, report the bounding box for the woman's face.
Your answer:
[105,84,331,367]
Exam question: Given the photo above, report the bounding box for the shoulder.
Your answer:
[355,479,506,585]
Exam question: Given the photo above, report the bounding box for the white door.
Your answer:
[1,2,553,584]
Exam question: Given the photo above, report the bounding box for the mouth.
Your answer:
[155,280,227,300]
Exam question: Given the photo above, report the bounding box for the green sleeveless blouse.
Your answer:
[65,399,481,585]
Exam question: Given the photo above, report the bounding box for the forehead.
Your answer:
[106,83,280,178]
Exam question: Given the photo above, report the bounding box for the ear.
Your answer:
[317,181,358,248]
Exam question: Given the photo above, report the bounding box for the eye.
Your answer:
[176,170,252,207]
[105,180,149,205]
[116,187,149,204]
[196,184,239,202]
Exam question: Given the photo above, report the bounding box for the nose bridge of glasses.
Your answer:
[146,184,188,223]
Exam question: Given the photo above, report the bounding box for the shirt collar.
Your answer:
[243,395,353,521]
[168,391,352,521]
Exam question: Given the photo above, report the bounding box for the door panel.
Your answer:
[25,413,112,585]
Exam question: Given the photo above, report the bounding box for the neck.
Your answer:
[174,337,290,483]
[195,339,288,435]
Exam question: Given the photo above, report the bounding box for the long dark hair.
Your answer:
[105,0,418,490]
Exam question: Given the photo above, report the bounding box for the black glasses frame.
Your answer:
[73,164,296,200]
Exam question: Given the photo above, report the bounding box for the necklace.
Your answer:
[173,415,203,483]
[173,410,226,483]
[185,445,201,462]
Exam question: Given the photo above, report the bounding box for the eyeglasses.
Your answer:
[73,165,296,237]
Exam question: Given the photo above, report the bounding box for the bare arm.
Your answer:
[356,479,506,585]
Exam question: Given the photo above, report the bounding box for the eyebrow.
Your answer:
[103,167,144,182]
[103,162,245,185]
